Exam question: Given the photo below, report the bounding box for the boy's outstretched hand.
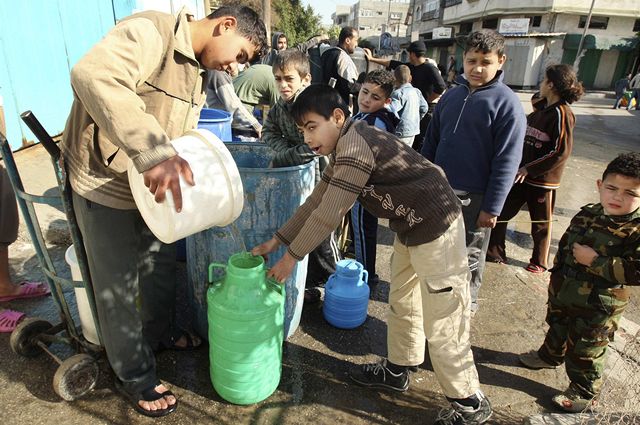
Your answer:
[251,238,296,283]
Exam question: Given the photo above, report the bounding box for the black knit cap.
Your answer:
[407,40,427,54]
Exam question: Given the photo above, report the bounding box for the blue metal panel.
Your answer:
[0,0,205,151]
[0,0,115,150]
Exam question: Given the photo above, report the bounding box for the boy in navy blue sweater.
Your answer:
[421,30,526,314]
[349,69,398,290]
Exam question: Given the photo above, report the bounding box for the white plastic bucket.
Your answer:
[128,129,244,244]
[65,245,100,345]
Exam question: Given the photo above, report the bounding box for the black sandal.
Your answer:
[115,380,178,418]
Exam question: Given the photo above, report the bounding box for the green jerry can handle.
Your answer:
[264,271,285,296]
[208,262,227,286]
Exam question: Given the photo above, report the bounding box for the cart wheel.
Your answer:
[53,353,99,401]
[9,317,53,357]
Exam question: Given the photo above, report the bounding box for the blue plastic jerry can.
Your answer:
[323,259,370,329]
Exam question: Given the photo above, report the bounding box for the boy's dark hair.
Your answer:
[545,64,585,104]
[339,27,358,45]
[272,49,310,78]
[364,69,395,98]
[290,84,350,126]
[602,152,640,181]
[464,29,505,57]
[208,6,268,60]
[394,65,411,85]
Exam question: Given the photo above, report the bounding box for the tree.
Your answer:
[217,0,323,47]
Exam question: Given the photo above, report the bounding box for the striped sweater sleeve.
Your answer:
[275,130,375,260]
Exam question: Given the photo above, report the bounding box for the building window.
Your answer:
[634,19,640,32]
[482,18,498,29]
[578,15,608,29]
[443,0,462,6]
[531,16,542,27]
[359,9,374,17]
[459,21,473,34]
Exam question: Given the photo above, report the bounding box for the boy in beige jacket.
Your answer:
[62,5,266,417]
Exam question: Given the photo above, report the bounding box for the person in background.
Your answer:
[233,62,279,121]
[0,165,50,333]
[61,5,266,417]
[626,71,640,111]
[612,73,630,109]
[261,31,327,66]
[320,27,361,108]
[391,65,428,146]
[421,30,527,315]
[487,64,584,273]
[519,152,640,413]
[252,84,493,425]
[364,40,446,152]
[205,64,262,139]
[349,69,399,291]
[261,49,340,302]
[447,56,457,87]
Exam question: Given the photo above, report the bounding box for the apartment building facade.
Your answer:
[332,0,411,44]
[406,0,639,88]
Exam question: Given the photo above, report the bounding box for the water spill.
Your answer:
[228,222,247,253]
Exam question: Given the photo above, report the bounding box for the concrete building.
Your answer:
[332,0,411,45]
[404,0,639,89]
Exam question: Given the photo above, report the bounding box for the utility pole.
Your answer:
[263,0,271,50]
[573,0,596,71]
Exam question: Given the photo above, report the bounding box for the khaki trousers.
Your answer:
[387,215,480,399]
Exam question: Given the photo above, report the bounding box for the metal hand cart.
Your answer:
[1,111,102,401]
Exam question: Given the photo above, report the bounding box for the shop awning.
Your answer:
[563,34,639,51]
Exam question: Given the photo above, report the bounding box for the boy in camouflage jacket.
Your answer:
[519,152,640,413]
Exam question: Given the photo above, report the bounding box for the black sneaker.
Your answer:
[434,391,493,425]
[348,359,409,392]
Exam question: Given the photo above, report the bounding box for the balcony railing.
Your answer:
[421,10,437,21]
[443,0,462,7]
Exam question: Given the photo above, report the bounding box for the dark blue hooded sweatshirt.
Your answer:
[421,71,526,216]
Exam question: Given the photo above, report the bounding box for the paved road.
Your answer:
[0,93,638,424]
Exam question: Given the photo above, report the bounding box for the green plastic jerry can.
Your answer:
[207,252,284,404]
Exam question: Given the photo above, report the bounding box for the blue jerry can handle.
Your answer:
[362,269,369,285]
[208,262,227,285]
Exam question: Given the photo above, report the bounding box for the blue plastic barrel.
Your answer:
[198,108,232,142]
[186,143,315,340]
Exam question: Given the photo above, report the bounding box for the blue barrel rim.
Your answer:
[224,142,316,173]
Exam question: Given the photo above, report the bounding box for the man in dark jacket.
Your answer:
[320,27,361,108]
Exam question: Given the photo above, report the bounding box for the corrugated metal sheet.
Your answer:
[0,0,205,150]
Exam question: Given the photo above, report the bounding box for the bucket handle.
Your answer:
[208,263,227,285]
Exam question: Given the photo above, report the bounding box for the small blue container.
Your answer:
[323,259,370,329]
[198,108,232,142]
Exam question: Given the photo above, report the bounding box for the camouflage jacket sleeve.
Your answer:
[556,204,640,286]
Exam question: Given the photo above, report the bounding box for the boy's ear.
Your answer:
[332,108,346,126]
[384,97,392,105]
[497,54,507,68]
[215,16,238,35]
[302,73,312,86]
[596,179,603,191]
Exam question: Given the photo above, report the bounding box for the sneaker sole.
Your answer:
[348,374,409,392]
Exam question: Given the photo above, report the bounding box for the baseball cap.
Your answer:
[407,41,427,54]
